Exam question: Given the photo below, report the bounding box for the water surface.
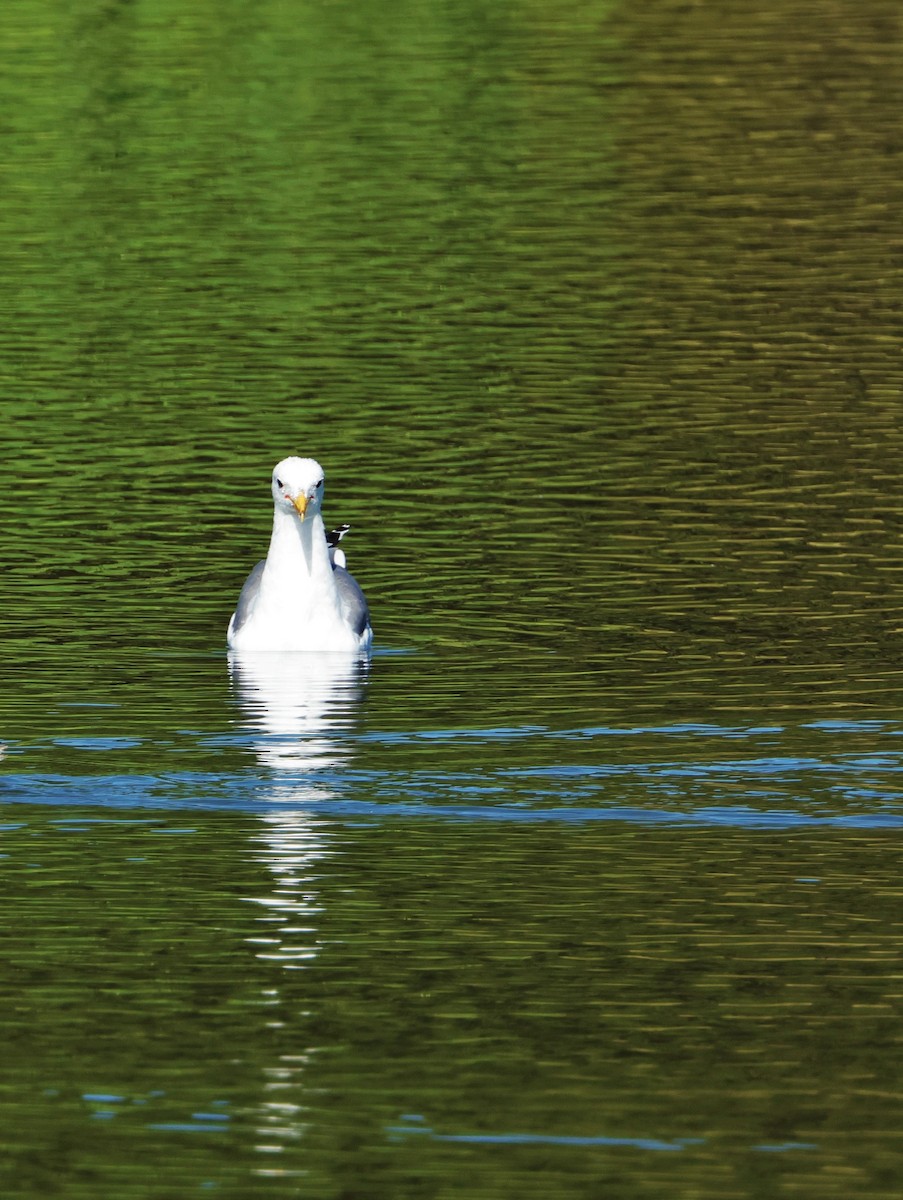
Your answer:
[2,0,903,1197]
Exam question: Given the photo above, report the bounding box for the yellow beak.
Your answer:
[292,494,309,519]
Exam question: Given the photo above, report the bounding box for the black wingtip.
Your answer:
[326,523,351,547]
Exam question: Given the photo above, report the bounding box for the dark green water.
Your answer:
[3,1,903,1197]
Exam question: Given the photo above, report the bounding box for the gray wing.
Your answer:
[334,565,371,639]
[229,559,265,636]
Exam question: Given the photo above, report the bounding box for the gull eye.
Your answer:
[316,479,324,489]
[275,478,283,489]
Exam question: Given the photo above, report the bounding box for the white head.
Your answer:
[271,457,325,522]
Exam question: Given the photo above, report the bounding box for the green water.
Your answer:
[3,0,903,1197]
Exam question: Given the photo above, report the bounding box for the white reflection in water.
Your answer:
[228,649,367,781]
[245,804,333,1158]
[229,650,368,1160]
[228,648,367,935]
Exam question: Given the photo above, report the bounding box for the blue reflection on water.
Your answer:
[146,1123,229,1134]
[2,770,903,828]
[53,737,143,751]
[387,1118,699,1151]
[387,1118,817,1154]
[5,684,903,828]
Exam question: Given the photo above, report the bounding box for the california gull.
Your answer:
[227,457,372,653]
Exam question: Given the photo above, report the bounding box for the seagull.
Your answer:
[227,457,372,653]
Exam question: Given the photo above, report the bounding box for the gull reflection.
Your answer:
[229,650,368,1163]
[228,647,367,877]
[228,649,367,782]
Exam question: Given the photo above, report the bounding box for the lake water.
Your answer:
[3,1,903,1197]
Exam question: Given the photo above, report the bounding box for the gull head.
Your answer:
[271,457,325,522]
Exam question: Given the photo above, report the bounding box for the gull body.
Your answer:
[227,457,371,653]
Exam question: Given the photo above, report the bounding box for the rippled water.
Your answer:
[3,0,903,1197]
